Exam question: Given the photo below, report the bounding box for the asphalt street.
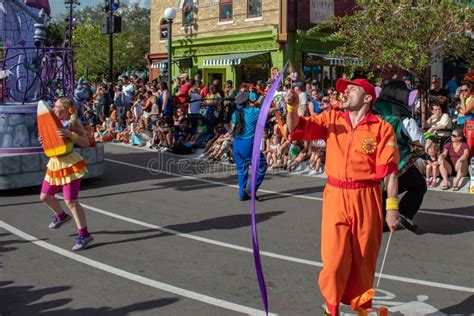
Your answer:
[1,143,473,315]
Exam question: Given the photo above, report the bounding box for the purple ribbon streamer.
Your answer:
[250,64,287,315]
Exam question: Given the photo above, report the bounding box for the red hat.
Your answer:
[336,78,376,104]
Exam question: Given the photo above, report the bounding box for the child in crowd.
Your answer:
[267,135,280,167]
[425,143,440,187]
[129,120,146,146]
[309,139,326,175]
[288,141,310,172]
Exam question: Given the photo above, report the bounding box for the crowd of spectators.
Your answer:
[76,67,474,187]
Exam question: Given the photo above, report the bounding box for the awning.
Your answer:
[150,56,192,69]
[203,52,270,67]
[306,53,363,66]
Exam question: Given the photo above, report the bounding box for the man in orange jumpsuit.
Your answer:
[286,78,400,315]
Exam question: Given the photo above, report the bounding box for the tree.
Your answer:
[48,3,150,81]
[310,0,473,125]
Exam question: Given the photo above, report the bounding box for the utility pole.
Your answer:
[64,0,80,48]
[109,0,113,83]
[102,0,121,83]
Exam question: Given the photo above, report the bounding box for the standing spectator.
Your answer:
[224,80,237,106]
[311,80,323,99]
[308,89,323,115]
[174,76,192,111]
[293,82,308,117]
[213,79,224,97]
[142,90,155,128]
[122,76,135,112]
[429,75,449,113]
[131,94,144,122]
[159,81,172,118]
[455,81,474,128]
[198,80,209,98]
[202,85,222,125]
[188,87,202,132]
[463,67,474,83]
[96,85,111,120]
[113,85,125,119]
[439,129,470,191]
[445,75,459,101]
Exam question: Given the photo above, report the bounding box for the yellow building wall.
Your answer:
[150,0,281,56]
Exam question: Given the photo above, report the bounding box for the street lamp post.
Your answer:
[164,8,176,93]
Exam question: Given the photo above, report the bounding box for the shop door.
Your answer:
[207,69,226,89]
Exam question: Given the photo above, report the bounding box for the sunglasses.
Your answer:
[460,89,469,92]
[451,134,461,137]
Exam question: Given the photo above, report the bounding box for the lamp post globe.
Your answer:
[164,7,177,21]
[164,7,176,97]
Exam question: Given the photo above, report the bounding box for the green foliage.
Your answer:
[311,0,473,82]
[49,3,150,81]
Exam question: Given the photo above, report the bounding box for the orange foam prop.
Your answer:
[37,100,73,157]
[272,102,287,140]
[351,288,388,316]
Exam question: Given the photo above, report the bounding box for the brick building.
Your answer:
[148,0,356,89]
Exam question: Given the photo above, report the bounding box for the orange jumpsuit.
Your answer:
[290,110,399,315]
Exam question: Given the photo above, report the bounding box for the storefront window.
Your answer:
[219,0,233,21]
[240,64,269,84]
[159,19,168,40]
[247,0,262,18]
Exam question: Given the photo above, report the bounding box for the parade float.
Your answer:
[0,0,104,189]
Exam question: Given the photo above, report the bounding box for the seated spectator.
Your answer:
[288,141,310,172]
[191,117,212,147]
[173,108,187,127]
[171,118,192,151]
[425,104,453,137]
[207,133,233,162]
[438,129,470,191]
[425,143,440,187]
[308,139,326,175]
[200,121,230,156]
[266,135,281,167]
[129,121,146,146]
[320,96,331,112]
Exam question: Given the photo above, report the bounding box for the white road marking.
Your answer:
[417,210,474,220]
[105,158,321,201]
[55,195,474,294]
[0,221,276,316]
[105,158,474,220]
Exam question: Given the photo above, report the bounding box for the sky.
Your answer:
[49,0,149,16]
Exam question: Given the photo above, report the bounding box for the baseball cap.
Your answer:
[311,80,319,85]
[292,81,304,89]
[336,78,376,104]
